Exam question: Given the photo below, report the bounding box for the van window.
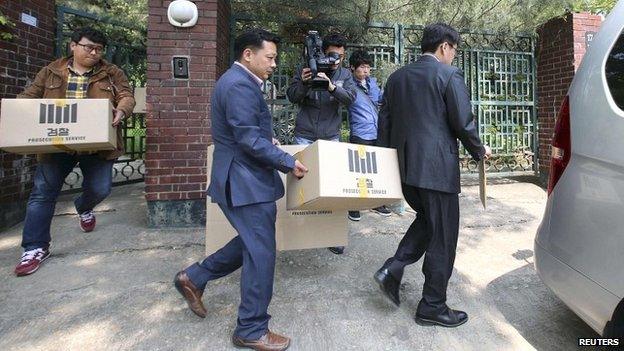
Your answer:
[606,30,624,111]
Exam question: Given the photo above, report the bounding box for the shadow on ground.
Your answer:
[486,263,599,350]
[0,179,594,350]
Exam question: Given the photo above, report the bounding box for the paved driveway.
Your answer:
[0,179,597,350]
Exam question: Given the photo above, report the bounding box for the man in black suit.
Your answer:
[374,23,491,328]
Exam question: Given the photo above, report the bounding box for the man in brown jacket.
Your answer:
[14,27,135,277]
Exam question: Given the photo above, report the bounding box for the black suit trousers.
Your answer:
[386,183,460,315]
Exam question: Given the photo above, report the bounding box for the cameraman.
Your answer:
[287,33,356,145]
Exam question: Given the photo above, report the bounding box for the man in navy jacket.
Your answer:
[174,29,307,351]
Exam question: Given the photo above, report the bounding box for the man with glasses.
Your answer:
[13,27,135,276]
[373,23,491,327]
[287,32,356,255]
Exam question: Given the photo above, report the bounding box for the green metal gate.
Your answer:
[232,17,537,174]
[55,6,146,191]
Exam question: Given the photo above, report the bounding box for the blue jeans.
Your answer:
[21,153,114,250]
[293,135,339,145]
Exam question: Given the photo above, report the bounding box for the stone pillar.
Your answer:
[145,0,230,227]
[0,1,56,230]
[536,12,603,184]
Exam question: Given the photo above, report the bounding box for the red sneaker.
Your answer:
[79,210,96,232]
[14,248,50,276]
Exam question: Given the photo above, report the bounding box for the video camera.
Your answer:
[303,31,341,90]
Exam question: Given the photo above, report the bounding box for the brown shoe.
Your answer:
[173,271,207,318]
[232,330,291,351]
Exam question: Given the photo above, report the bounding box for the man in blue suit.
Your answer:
[174,29,308,351]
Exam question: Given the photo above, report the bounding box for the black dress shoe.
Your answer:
[328,246,344,255]
[347,211,361,221]
[415,308,468,327]
[373,267,400,306]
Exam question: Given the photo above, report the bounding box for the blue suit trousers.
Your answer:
[185,201,277,340]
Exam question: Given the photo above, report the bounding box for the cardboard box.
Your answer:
[0,98,116,154]
[205,144,348,256]
[287,140,403,211]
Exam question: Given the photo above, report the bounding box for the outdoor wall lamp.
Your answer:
[167,0,198,28]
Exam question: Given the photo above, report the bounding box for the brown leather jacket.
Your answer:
[18,57,136,160]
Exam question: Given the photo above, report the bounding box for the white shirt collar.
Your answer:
[234,61,263,86]
[422,53,440,62]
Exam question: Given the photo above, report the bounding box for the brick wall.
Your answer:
[0,1,56,231]
[536,12,602,185]
[216,0,230,77]
[145,0,230,227]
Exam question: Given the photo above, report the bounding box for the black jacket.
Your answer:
[378,55,485,194]
[287,66,356,140]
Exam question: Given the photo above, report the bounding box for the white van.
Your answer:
[534,0,624,337]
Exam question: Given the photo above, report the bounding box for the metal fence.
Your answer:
[232,17,537,174]
[55,6,146,191]
[53,7,536,190]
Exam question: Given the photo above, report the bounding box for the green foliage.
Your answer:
[571,0,617,14]
[372,60,401,88]
[56,0,147,86]
[0,10,16,41]
[57,0,147,32]
[232,0,617,34]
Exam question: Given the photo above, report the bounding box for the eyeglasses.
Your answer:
[440,43,458,52]
[76,42,105,54]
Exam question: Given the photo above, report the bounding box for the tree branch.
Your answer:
[449,0,463,25]
[475,0,504,21]
[365,0,374,24]
[374,0,422,15]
